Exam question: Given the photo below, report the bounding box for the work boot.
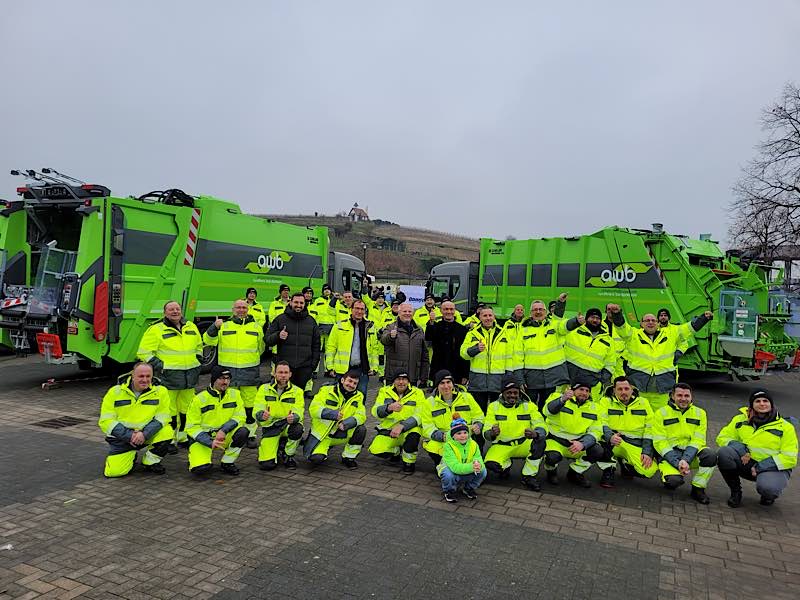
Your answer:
[143,463,166,475]
[520,475,541,492]
[462,488,478,501]
[759,496,775,506]
[600,468,616,488]
[442,491,458,503]
[177,440,191,450]
[246,437,258,450]
[720,469,743,508]
[284,457,297,470]
[545,469,559,486]
[389,454,402,463]
[690,486,710,505]
[619,462,635,479]
[567,468,591,488]
[221,462,240,476]
[499,468,511,480]
[402,462,416,475]
[341,457,358,470]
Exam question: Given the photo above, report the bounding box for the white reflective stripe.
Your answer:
[156,348,198,356]
[218,359,260,368]
[219,348,260,354]
[565,342,605,361]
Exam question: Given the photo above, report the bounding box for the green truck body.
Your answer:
[427,226,797,377]
[0,176,364,368]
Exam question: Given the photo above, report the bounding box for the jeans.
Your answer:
[440,466,487,492]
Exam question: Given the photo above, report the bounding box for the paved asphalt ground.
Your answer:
[0,355,798,599]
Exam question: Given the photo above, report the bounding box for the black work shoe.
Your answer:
[389,454,402,463]
[246,437,258,450]
[546,469,559,486]
[341,457,358,470]
[727,490,743,508]
[177,440,191,450]
[220,462,240,476]
[600,468,616,488]
[443,491,458,503]
[143,463,166,475]
[521,475,541,492]
[167,444,179,455]
[462,488,478,501]
[759,496,775,506]
[620,463,635,479]
[284,457,297,470]
[567,468,591,488]
[402,462,416,474]
[690,486,710,505]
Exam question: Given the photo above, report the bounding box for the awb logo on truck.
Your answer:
[246,251,293,274]
[585,262,663,289]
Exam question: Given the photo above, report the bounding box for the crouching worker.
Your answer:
[98,362,174,477]
[716,389,798,507]
[419,370,484,465]
[441,414,487,502]
[369,371,425,474]
[254,361,305,471]
[596,376,658,487]
[305,370,367,469]
[652,383,716,504]
[185,366,248,476]
[542,382,604,488]
[483,378,547,491]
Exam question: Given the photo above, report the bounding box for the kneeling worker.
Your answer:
[542,382,605,488]
[185,366,249,476]
[98,362,174,477]
[419,370,484,465]
[483,378,547,491]
[254,360,305,471]
[369,370,425,474]
[305,369,367,469]
[652,383,716,504]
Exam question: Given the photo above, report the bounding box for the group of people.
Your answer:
[97,284,797,509]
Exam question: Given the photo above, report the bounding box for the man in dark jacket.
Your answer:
[380,302,430,387]
[265,293,321,396]
[425,300,469,384]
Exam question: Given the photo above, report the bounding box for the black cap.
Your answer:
[322,283,331,292]
[302,286,313,294]
[425,293,435,300]
[245,287,257,296]
[749,389,772,407]
[585,308,602,319]
[571,382,592,392]
[279,283,290,292]
[434,369,453,387]
[210,366,232,382]
[501,377,520,391]
[391,370,410,381]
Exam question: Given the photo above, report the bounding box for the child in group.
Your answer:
[440,413,487,502]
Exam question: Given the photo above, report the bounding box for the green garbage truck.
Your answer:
[0,170,365,369]
[426,224,797,378]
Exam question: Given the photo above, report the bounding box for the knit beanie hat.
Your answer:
[585,308,602,320]
[450,412,469,436]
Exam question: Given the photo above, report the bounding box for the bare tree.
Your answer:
[729,83,800,256]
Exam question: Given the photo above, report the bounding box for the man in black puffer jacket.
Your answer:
[265,293,321,395]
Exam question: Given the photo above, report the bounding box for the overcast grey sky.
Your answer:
[2,1,798,246]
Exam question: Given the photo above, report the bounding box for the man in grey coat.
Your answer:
[380,303,430,387]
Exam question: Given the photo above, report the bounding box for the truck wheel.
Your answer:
[200,345,217,374]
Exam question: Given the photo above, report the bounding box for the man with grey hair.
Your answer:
[381,302,430,387]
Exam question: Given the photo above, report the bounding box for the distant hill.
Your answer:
[260,214,479,281]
